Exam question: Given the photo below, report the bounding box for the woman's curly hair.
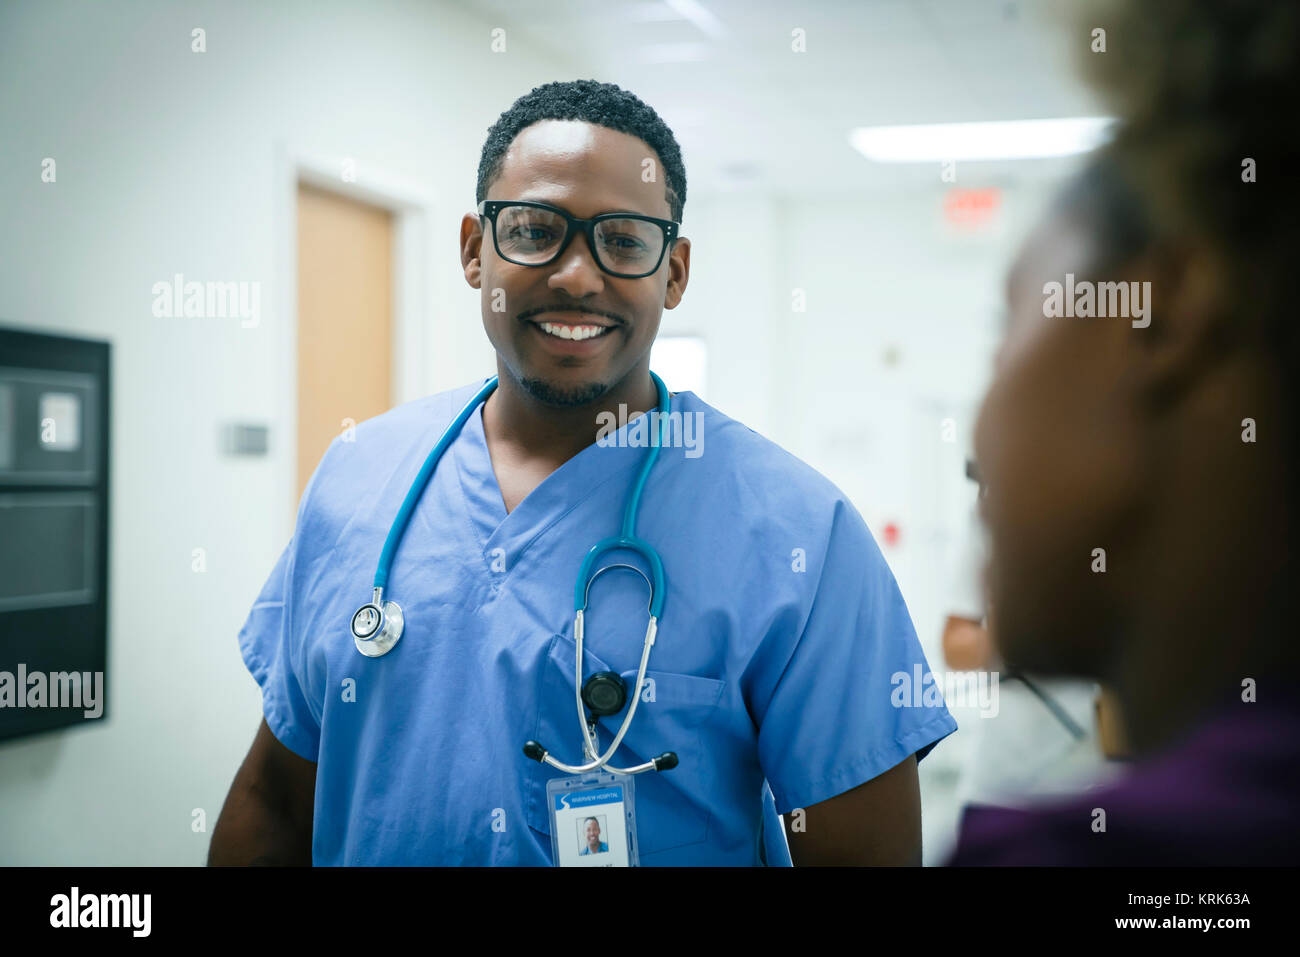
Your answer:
[1076,0,1298,347]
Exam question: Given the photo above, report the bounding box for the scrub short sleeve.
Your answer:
[236,444,338,764]
[755,502,957,814]
[237,537,321,762]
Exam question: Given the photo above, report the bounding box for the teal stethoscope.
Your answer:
[350,372,679,777]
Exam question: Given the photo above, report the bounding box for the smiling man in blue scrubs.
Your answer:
[210,80,956,866]
[579,818,608,857]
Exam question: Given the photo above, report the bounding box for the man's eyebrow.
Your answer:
[517,197,656,217]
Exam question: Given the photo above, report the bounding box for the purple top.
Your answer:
[947,687,1300,865]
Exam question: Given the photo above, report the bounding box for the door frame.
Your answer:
[275,144,438,522]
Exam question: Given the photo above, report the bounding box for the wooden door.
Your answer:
[296,183,393,499]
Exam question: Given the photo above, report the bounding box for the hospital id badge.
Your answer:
[547,772,639,867]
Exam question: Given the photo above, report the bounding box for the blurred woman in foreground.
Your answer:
[949,0,1300,864]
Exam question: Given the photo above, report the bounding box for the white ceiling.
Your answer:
[463,0,1108,198]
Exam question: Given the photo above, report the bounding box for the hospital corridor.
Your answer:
[0,0,1294,936]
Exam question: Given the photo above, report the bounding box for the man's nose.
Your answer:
[547,230,605,297]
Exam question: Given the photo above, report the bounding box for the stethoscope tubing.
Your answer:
[373,376,500,590]
[358,370,675,777]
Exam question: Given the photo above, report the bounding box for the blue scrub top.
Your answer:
[238,380,957,865]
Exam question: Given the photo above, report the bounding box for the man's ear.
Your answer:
[663,236,690,309]
[1136,243,1238,413]
[460,212,484,289]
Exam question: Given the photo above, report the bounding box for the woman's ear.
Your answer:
[1134,243,1238,413]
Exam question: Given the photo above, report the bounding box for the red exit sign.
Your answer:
[943,187,1001,229]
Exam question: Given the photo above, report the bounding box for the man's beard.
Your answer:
[519,375,610,408]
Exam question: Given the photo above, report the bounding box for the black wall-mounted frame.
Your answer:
[0,327,111,743]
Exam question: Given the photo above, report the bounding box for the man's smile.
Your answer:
[525,311,621,353]
[538,322,608,340]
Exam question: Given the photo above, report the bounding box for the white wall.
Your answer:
[0,0,1067,865]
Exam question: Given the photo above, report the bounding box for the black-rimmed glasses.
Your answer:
[478,200,679,279]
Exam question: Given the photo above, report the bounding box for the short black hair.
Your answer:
[476,79,687,224]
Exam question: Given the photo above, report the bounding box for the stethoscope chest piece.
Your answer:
[352,590,404,657]
[582,671,628,717]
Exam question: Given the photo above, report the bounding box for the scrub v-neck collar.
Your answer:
[451,391,677,564]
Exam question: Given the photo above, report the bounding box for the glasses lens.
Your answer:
[593,218,664,275]
[495,205,567,264]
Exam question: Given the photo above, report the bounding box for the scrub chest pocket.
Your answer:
[525,633,725,859]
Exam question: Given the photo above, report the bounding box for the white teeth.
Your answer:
[539,322,609,341]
